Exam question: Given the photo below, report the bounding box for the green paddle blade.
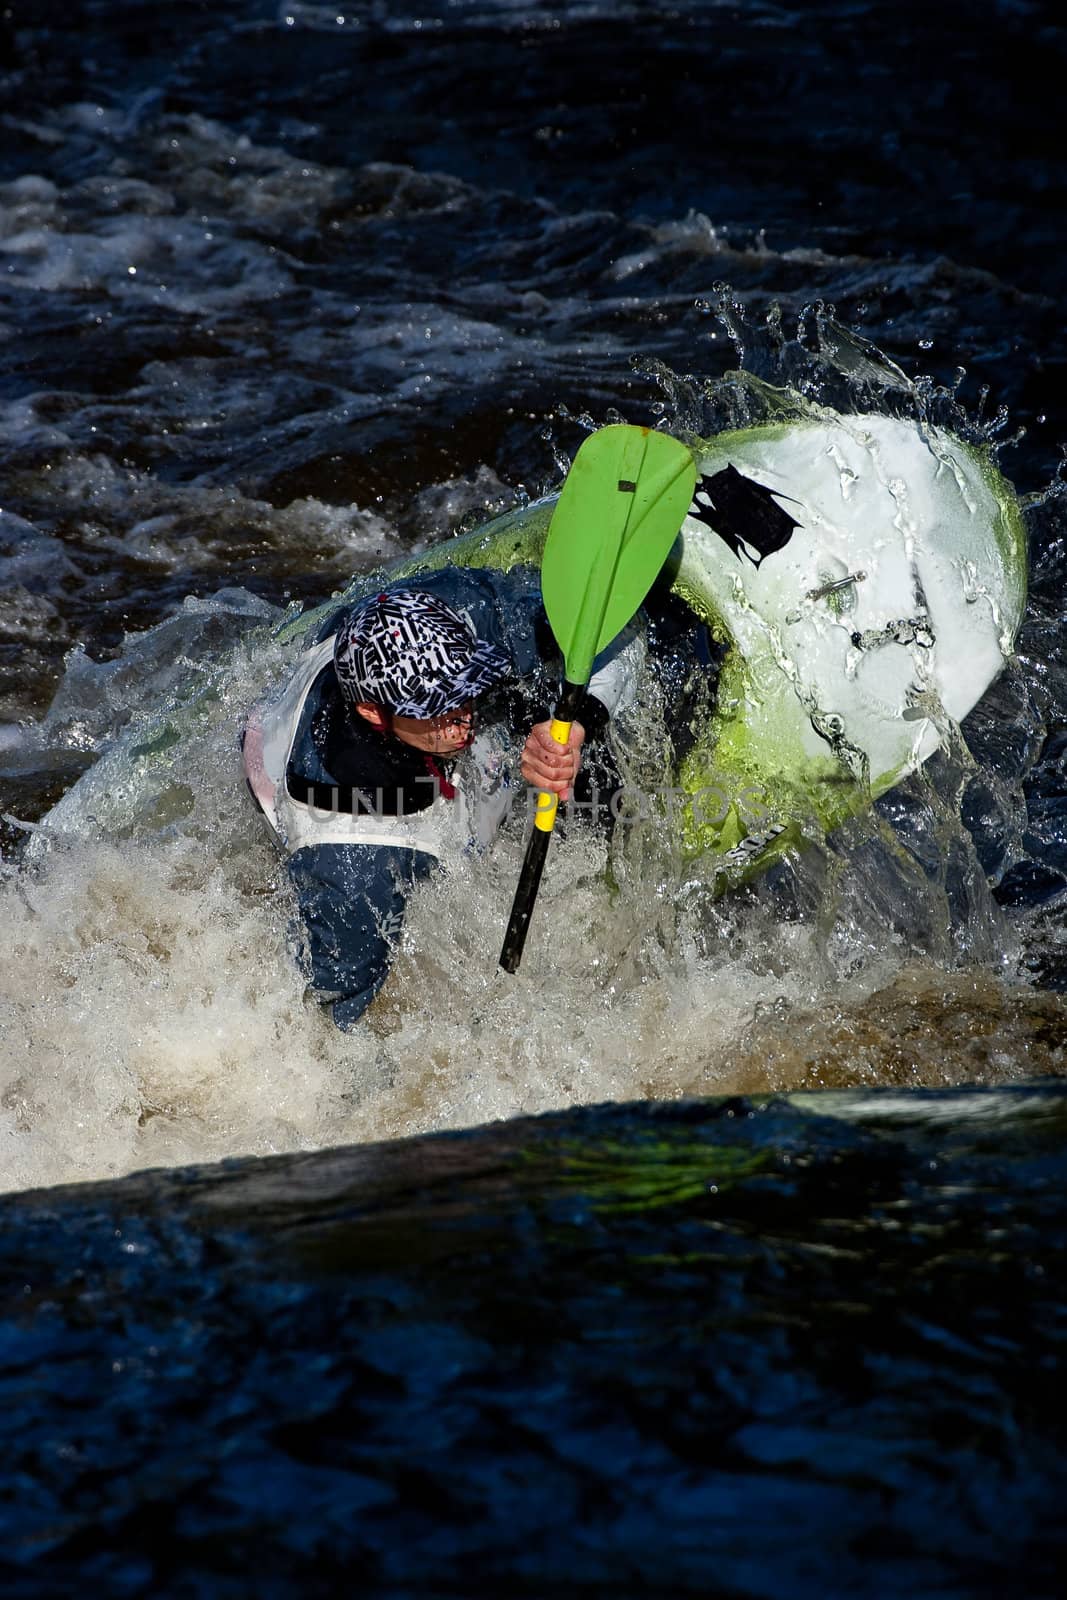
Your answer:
[541,424,697,683]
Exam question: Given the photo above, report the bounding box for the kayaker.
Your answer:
[243,564,645,1029]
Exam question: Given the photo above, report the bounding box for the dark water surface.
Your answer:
[3,0,1067,1591]
[3,1087,1067,1598]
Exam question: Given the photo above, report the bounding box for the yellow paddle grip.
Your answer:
[533,716,573,832]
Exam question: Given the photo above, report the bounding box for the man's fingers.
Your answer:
[520,720,586,797]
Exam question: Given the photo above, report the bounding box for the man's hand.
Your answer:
[520,720,586,801]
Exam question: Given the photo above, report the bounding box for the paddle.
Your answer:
[499,423,697,973]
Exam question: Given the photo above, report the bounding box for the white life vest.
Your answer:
[243,638,456,860]
[242,622,645,860]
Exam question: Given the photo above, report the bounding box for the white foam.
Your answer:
[0,473,1050,1199]
[3,676,1045,1198]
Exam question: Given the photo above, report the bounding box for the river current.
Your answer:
[1,1,1066,1593]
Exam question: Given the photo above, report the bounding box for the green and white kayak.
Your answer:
[34,403,1027,886]
[286,406,1027,877]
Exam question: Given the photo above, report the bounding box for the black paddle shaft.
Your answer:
[498,826,551,973]
[499,680,585,973]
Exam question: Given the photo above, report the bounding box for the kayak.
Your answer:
[280,405,1027,881]
[31,400,1026,889]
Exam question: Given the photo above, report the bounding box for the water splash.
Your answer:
[635,287,1028,461]
[2,574,1058,1196]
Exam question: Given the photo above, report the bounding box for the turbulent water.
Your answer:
[2,1,1067,1591]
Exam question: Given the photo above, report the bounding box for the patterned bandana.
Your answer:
[333,589,513,718]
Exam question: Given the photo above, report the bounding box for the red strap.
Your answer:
[423,754,456,801]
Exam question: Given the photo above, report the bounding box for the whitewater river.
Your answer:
[1,1,1066,1594]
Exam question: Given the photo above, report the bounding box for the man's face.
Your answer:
[385,702,475,755]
